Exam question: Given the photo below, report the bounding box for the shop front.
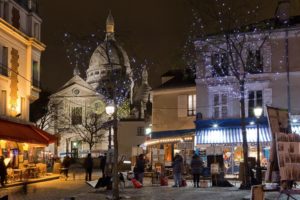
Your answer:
[144,129,194,174]
[195,117,300,176]
[0,117,56,183]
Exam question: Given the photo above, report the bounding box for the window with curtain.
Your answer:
[213,93,228,119]
[187,94,196,116]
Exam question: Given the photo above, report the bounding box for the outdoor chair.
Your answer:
[6,168,14,183]
[36,163,47,177]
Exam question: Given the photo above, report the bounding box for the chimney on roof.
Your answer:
[275,0,291,24]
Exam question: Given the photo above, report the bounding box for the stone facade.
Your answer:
[0,0,45,121]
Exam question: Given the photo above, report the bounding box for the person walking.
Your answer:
[100,153,106,178]
[190,154,203,188]
[136,154,146,184]
[0,156,7,187]
[84,153,93,181]
[172,153,183,187]
[62,155,71,179]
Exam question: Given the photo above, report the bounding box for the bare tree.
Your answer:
[71,112,106,151]
[185,0,272,188]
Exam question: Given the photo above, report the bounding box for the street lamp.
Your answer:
[106,104,115,150]
[254,106,263,184]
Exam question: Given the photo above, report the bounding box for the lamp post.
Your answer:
[105,104,115,150]
[254,107,263,184]
[105,104,115,178]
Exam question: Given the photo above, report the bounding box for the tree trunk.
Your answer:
[240,81,250,188]
[89,143,93,152]
[112,110,119,199]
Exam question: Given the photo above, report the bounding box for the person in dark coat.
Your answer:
[190,154,203,187]
[172,153,183,187]
[0,156,7,187]
[100,153,107,177]
[62,155,71,178]
[84,153,93,181]
[135,154,146,184]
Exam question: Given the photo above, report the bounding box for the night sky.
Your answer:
[38,0,300,92]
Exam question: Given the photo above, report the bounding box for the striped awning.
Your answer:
[196,126,272,144]
[292,125,300,134]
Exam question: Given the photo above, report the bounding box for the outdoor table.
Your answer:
[26,167,38,178]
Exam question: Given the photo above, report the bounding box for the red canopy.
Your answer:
[0,118,57,145]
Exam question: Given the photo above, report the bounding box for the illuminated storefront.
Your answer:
[144,129,194,168]
[195,117,300,174]
[0,118,56,168]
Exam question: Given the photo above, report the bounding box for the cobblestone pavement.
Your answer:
[0,174,298,200]
[0,172,97,200]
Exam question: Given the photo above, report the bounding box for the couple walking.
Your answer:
[172,153,203,188]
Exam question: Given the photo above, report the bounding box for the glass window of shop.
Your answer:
[0,140,48,168]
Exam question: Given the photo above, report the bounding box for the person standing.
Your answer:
[0,156,7,187]
[136,154,146,184]
[100,153,107,178]
[62,155,71,179]
[190,154,203,188]
[172,153,183,187]
[84,153,93,181]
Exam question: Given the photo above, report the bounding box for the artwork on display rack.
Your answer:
[276,132,300,181]
[267,106,290,137]
[265,106,290,182]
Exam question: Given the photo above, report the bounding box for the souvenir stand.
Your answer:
[265,106,300,199]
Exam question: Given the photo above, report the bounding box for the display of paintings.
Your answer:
[267,106,290,137]
[276,132,300,181]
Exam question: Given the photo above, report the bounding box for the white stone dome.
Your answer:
[86,40,131,89]
[86,12,131,89]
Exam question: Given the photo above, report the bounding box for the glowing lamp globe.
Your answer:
[105,104,115,116]
[254,107,263,118]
